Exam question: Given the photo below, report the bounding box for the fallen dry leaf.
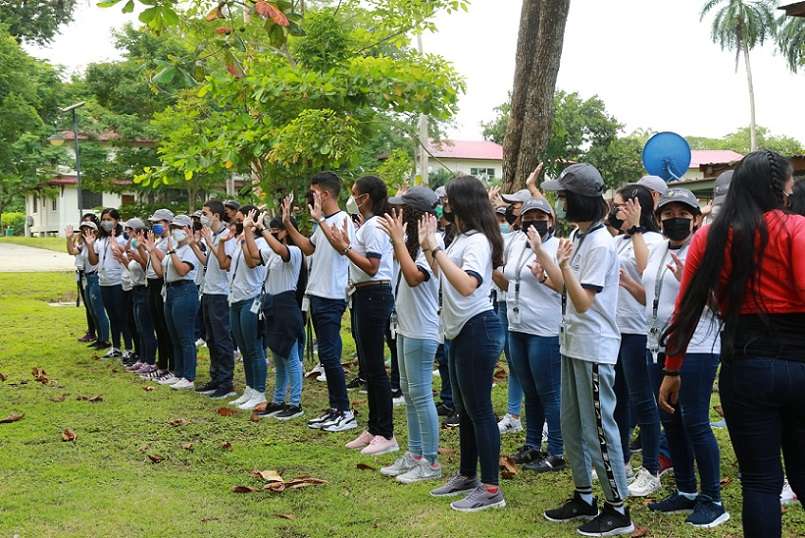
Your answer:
[49,394,67,402]
[147,454,164,463]
[720,477,732,486]
[217,407,236,417]
[252,469,283,483]
[356,463,376,471]
[264,482,286,493]
[0,372,6,382]
[221,441,233,450]
[143,386,155,392]
[253,401,267,413]
[351,399,366,407]
[92,354,100,360]
[88,394,103,403]
[181,443,194,451]
[32,367,49,384]
[438,447,456,456]
[0,412,24,424]
[76,395,88,401]
[62,428,77,442]
[275,513,296,520]
[201,517,220,523]
[138,444,150,453]
[493,367,507,380]
[249,411,261,423]
[232,485,256,493]
[285,477,327,490]
[631,527,649,538]
[499,456,519,479]
[713,404,724,417]
[168,418,190,427]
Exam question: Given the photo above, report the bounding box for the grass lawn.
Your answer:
[0,236,66,252]
[1,272,803,537]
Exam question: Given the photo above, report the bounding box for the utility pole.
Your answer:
[416,34,429,186]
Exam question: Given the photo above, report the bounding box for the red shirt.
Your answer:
[666,210,805,370]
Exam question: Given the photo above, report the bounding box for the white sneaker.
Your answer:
[238,392,267,410]
[171,378,195,390]
[156,373,180,385]
[230,387,253,406]
[317,370,327,383]
[392,394,406,407]
[381,452,419,477]
[322,410,358,432]
[628,466,661,497]
[433,369,440,377]
[305,363,323,377]
[497,414,522,434]
[195,338,206,348]
[397,459,443,484]
[593,464,634,483]
[782,478,798,505]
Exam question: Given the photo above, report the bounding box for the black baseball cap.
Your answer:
[541,163,605,197]
[223,199,241,210]
[656,188,701,214]
[388,186,439,214]
[713,170,733,207]
[520,197,554,217]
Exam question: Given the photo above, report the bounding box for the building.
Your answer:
[427,140,503,181]
[780,1,805,17]
[670,149,744,198]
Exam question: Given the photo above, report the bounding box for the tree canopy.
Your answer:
[0,0,78,45]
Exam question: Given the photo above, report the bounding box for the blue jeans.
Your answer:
[164,282,198,380]
[497,301,523,416]
[272,339,302,406]
[397,334,440,462]
[84,273,109,342]
[449,309,505,485]
[617,333,661,474]
[435,342,453,408]
[203,294,235,388]
[132,286,157,365]
[650,353,721,499]
[230,297,267,393]
[101,284,132,351]
[309,296,349,412]
[719,357,805,537]
[508,332,563,456]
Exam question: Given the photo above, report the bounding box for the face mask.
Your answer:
[523,220,550,239]
[499,222,511,234]
[554,200,566,221]
[200,215,211,228]
[346,195,360,215]
[606,207,624,231]
[122,232,129,240]
[130,238,139,249]
[504,205,517,225]
[152,223,165,236]
[435,205,444,219]
[172,229,187,242]
[662,217,693,242]
[101,221,114,232]
[235,223,244,235]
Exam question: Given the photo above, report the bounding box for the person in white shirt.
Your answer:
[148,214,200,391]
[76,217,111,350]
[609,183,666,497]
[377,187,444,483]
[540,163,636,536]
[421,176,506,513]
[66,214,100,344]
[283,171,358,433]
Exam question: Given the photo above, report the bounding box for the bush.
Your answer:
[2,212,25,235]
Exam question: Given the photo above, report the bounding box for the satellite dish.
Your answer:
[642,131,691,181]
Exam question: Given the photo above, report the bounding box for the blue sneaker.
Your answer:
[686,497,730,529]
[648,491,697,514]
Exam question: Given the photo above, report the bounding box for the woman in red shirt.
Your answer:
[659,150,802,538]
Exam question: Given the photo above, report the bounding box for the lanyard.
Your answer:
[561,223,605,319]
[650,243,672,329]
[511,238,535,311]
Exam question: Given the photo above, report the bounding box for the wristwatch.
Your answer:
[341,245,352,255]
[627,226,645,235]
[431,246,443,257]
[317,216,326,223]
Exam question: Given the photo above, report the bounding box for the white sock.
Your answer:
[578,492,594,505]
[678,491,697,500]
[611,504,626,515]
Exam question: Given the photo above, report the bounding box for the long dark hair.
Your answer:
[788,179,805,216]
[355,175,389,218]
[446,175,503,267]
[664,150,793,357]
[99,208,122,238]
[616,184,660,232]
[403,205,426,260]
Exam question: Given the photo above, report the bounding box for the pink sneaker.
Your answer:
[360,435,400,456]
[126,361,144,372]
[345,430,374,450]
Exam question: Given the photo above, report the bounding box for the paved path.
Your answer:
[0,243,76,272]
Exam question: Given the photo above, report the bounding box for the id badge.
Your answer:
[510,306,521,326]
[301,296,310,313]
[81,276,88,290]
[389,312,399,339]
[648,326,661,364]
[559,320,568,350]
[250,297,261,314]
[160,284,167,302]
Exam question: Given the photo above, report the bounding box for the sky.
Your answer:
[25,0,805,145]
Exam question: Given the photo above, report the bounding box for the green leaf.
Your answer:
[162,7,180,26]
[184,169,194,181]
[287,21,305,37]
[153,66,176,85]
[139,6,158,23]
[197,84,212,98]
[122,0,135,13]
[96,0,123,7]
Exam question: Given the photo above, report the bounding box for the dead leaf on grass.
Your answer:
[356,463,376,471]
[181,442,194,451]
[438,447,456,456]
[499,456,519,478]
[252,469,283,483]
[88,394,103,402]
[147,454,164,463]
[232,485,256,493]
[217,407,236,416]
[285,477,327,490]
[0,412,24,424]
[720,477,732,486]
[221,441,233,450]
[143,386,155,392]
[249,411,261,423]
[493,367,507,380]
[713,404,724,417]
[49,394,67,402]
[32,367,49,384]
[631,527,649,538]
[62,428,77,442]
[275,513,296,520]
[138,444,150,453]
[201,517,220,523]
[0,372,6,382]
[168,418,190,427]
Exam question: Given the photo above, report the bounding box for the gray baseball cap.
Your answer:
[638,175,669,196]
[191,210,203,219]
[171,214,193,228]
[656,188,701,214]
[495,205,507,215]
[388,186,439,213]
[125,218,146,230]
[148,208,174,222]
[541,163,605,197]
[224,199,241,210]
[520,197,554,217]
[501,189,532,203]
[713,170,733,206]
[79,221,98,231]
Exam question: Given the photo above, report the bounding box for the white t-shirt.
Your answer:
[350,215,394,284]
[615,232,665,334]
[95,236,127,286]
[440,231,495,340]
[128,258,147,287]
[306,211,354,300]
[642,241,721,355]
[193,242,206,287]
[495,231,517,303]
[146,237,169,280]
[162,244,199,283]
[203,228,236,296]
[79,244,97,274]
[396,236,444,342]
[228,237,268,303]
[562,225,622,364]
[503,233,562,337]
[261,244,303,295]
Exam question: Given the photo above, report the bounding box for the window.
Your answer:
[52,198,57,211]
[80,190,103,210]
[470,167,496,179]
[121,194,135,207]
[33,196,38,213]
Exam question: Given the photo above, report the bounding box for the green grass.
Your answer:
[0,236,66,252]
[0,272,803,537]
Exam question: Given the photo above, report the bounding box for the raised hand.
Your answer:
[83,228,97,246]
[526,226,543,253]
[281,194,293,225]
[556,238,573,268]
[243,209,258,230]
[621,197,642,231]
[65,225,74,236]
[329,218,351,253]
[528,260,545,281]
[309,190,323,222]
[526,163,544,192]
[488,186,504,207]
[200,226,213,246]
[668,252,684,282]
[395,181,409,198]
[378,208,406,245]
[417,213,438,252]
[165,235,174,251]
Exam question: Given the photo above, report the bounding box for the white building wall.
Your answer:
[27,186,127,237]
[430,158,503,181]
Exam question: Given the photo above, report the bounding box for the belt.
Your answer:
[166,280,194,288]
[353,280,391,290]
[133,284,147,289]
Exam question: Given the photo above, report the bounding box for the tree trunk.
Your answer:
[743,42,757,151]
[502,0,570,191]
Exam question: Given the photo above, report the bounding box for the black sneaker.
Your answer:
[195,382,218,395]
[308,408,338,429]
[274,405,304,421]
[91,340,110,349]
[577,504,634,537]
[436,402,455,417]
[648,491,697,514]
[209,386,237,399]
[346,377,366,391]
[524,454,566,473]
[544,492,598,522]
[443,412,460,428]
[256,401,285,418]
[511,445,543,465]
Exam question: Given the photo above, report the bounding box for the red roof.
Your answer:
[47,175,132,186]
[690,149,743,168]
[427,140,503,161]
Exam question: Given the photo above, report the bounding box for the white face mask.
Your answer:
[200,215,212,228]
[172,229,187,243]
[346,195,360,215]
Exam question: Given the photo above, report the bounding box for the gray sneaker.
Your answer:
[380,452,418,477]
[430,473,481,497]
[450,485,506,512]
[397,459,442,484]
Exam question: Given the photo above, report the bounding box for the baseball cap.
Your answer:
[148,208,174,222]
[638,175,669,196]
[388,186,439,213]
[713,170,733,207]
[125,218,146,230]
[520,197,554,217]
[171,215,193,228]
[495,205,507,215]
[501,189,532,203]
[224,199,241,210]
[541,163,605,197]
[79,221,98,231]
[656,188,701,214]
[191,210,203,219]
[434,186,447,199]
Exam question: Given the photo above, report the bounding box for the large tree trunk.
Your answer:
[502,0,570,191]
[743,42,757,151]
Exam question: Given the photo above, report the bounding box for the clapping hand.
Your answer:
[526,163,544,195]
[243,209,258,230]
[556,238,573,268]
[667,252,684,282]
[329,218,351,253]
[308,190,323,222]
[620,197,642,231]
[526,226,543,254]
[417,213,439,252]
[378,208,406,246]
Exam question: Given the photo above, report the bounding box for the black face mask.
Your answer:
[504,205,517,226]
[606,207,624,231]
[306,190,316,207]
[521,220,550,239]
[662,217,692,241]
[122,232,130,240]
[443,210,455,223]
[235,223,244,235]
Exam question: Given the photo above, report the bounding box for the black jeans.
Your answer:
[449,309,505,485]
[353,285,395,438]
[101,284,133,351]
[132,286,157,364]
[78,270,95,336]
[203,294,234,388]
[147,279,173,371]
[310,296,350,412]
[385,321,400,392]
[720,356,805,538]
[435,342,453,408]
[123,289,139,355]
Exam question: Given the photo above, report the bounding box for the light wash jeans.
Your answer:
[230,297,267,392]
[397,334,440,462]
[271,339,303,407]
[497,301,523,416]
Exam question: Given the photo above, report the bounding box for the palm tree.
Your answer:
[777,16,805,73]
[701,0,776,151]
